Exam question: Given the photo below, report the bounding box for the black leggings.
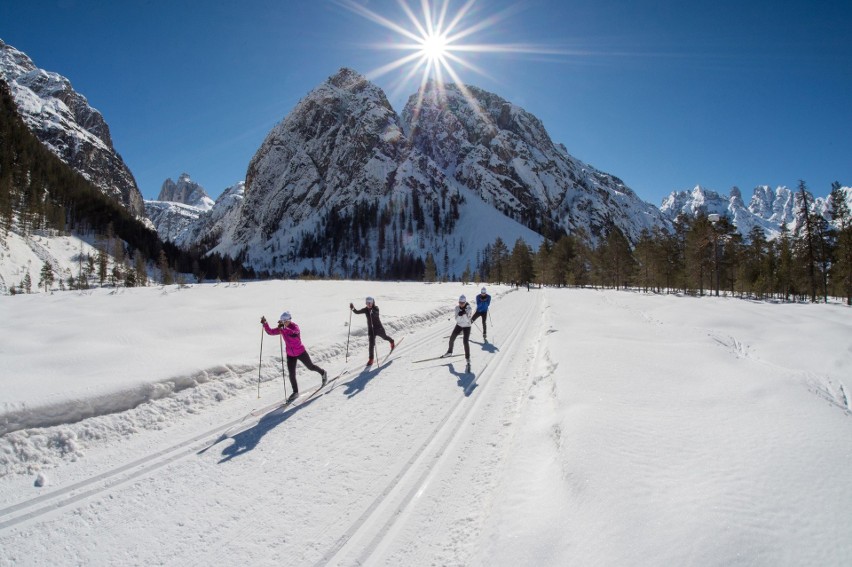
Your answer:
[471,311,487,334]
[369,329,393,360]
[286,352,324,392]
[448,325,471,359]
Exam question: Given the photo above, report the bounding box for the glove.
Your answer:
[260,316,267,324]
[349,303,354,310]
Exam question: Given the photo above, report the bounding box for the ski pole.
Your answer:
[345,308,352,362]
[258,326,264,399]
[280,336,288,400]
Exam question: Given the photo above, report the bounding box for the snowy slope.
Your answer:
[1,283,850,565]
[0,229,105,295]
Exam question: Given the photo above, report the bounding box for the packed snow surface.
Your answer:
[1,282,850,565]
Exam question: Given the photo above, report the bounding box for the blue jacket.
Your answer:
[475,293,491,313]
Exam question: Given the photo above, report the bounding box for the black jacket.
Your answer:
[352,304,385,335]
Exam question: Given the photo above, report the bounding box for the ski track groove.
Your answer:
[311,289,538,567]
[187,313,457,567]
[0,306,456,533]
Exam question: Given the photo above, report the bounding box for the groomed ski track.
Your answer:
[0,288,547,566]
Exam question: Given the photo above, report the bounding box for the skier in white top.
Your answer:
[444,294,473,363]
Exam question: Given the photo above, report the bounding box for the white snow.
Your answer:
[1,281,850,565]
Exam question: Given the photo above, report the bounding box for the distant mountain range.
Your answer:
[2,39,848,280]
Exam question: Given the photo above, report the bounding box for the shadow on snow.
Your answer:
[202,362,396,462]
[341,360,394,398]
[445,361,478,397]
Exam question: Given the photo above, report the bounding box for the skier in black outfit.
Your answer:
[350,296,395,365]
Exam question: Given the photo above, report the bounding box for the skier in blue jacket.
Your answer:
[471,287,491,340]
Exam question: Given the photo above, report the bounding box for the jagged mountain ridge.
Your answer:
[0,39,146,218]
[660,184,851,239]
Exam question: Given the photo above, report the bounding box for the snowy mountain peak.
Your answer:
[0,38,145,217]
[157,173,214,210]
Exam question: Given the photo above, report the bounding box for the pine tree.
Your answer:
[21,272,32,293]
[777,223,794,300]
[828,182,852,304]
[597,227,633,290]
[38,262,54,292]
[490,238,509,283]
[158,250,173,285]
[423,252,437,282]
[135,254,148,287]
[509,238,535,286]
[795,180,819,301]
[97,249,108,286]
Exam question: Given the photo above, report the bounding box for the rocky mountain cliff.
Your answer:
[157,173,214,210]
[403,81,667,241]
[0,39,145,218]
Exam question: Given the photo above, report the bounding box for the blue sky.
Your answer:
[2,0,850,205]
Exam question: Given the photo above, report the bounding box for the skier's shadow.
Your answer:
[446,362,478,397]
[215,397,320,463]
[342,360,394,398]
[471,340,499,354]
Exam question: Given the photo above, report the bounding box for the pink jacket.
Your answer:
[263,321,307,357]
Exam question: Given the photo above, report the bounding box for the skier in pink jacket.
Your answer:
[261,311,327,402]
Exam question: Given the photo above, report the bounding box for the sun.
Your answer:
[420,32,450,63]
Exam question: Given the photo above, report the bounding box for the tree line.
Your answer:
[474,180,852,305]
[1,80,251,292]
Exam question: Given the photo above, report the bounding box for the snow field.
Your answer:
[0,283,850,566]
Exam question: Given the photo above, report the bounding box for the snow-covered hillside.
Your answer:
[1,282,850,565]
[0,229,105,294]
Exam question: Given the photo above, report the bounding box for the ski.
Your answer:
[412,353,464,363]
[301,368,348,402]
[379,335,405,366]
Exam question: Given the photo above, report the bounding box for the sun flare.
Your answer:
[336,0,569,126]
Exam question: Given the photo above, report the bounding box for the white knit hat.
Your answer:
[366,296,374,304]
[279,311,292,322]
[459,295,466,302]
[481,287,487,294]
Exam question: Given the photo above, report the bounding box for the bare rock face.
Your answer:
[157,173,214,210]
[403,81,667,241]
